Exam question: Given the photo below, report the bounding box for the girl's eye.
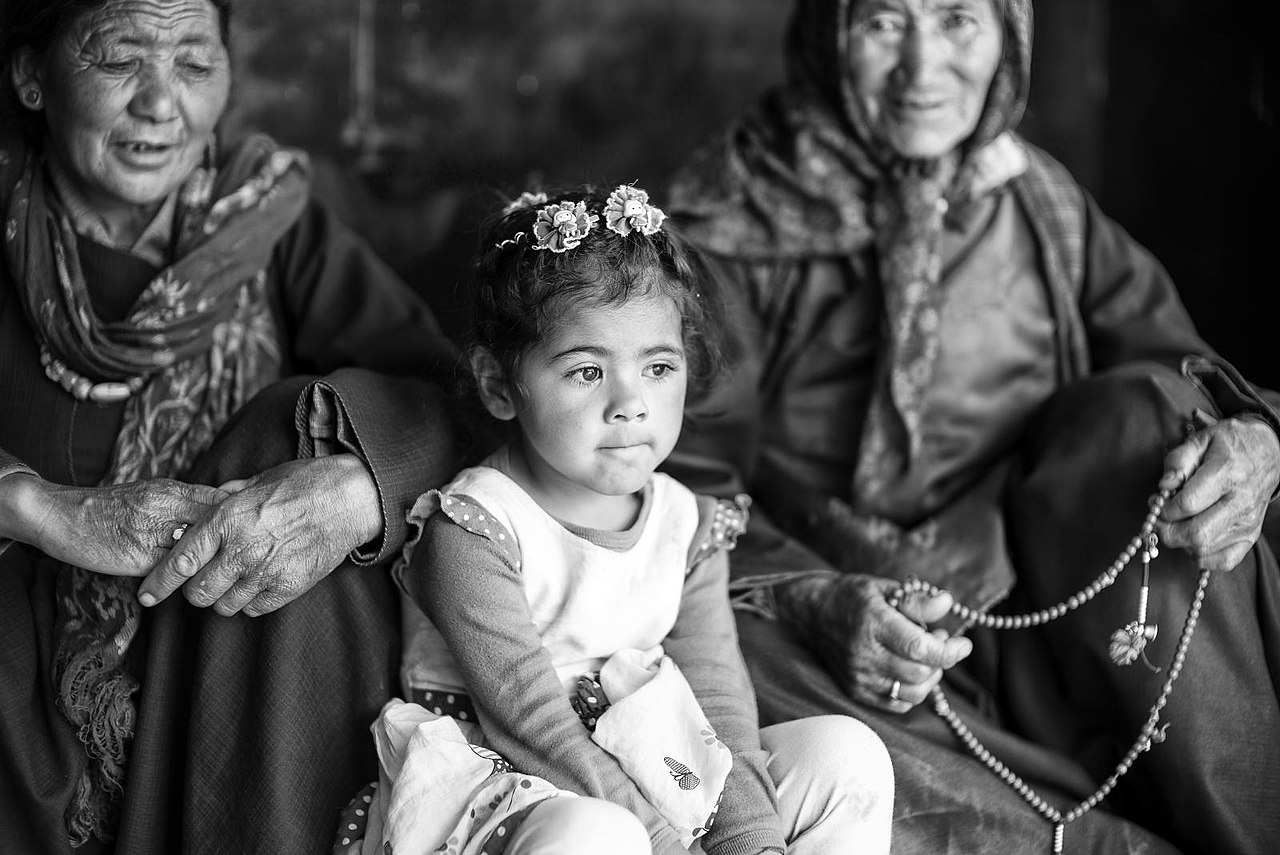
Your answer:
[645,362,680,379]
[571,366,602,384]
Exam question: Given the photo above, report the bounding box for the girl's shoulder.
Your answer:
[683,489,752,569]
[398,462,530,575]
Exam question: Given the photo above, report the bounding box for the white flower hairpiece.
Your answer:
[604,184,666,237]
[532,200,598,253]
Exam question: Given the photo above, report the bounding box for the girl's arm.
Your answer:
[661,497,788,855]
[407,511,687,855]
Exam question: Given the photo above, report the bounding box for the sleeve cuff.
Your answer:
[703,829,788,855]
[294,368,458,565]
[1181,355,1280,502]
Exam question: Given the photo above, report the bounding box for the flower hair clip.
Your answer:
[604,184,666,237]
[532,200,598,253]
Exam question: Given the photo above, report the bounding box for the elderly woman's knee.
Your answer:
[1015,362,1210,498]
[1030,363,1205,450]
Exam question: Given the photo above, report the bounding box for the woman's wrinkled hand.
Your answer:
[1157,415,1280,572]
[137,454,383,617]
[775,572,972,714]
[0,472,225,576]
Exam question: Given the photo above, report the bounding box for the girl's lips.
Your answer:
[600,443,649,453]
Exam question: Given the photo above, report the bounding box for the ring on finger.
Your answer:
[170,523,190,544]
[888,679,902,702]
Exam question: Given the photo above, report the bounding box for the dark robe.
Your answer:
[0,192,460,854]
[664,150,1280,855]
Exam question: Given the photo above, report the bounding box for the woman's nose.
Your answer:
[607,379,647,422]
[129,67,179,123]
[895,23,943,86]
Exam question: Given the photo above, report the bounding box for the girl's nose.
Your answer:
[608,379,647,423]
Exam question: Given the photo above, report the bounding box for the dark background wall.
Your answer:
[201,0,1280,387]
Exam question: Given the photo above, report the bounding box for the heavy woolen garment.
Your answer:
[0,135,459,855]
[664,142,1280,854]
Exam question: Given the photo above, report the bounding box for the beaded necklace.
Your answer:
[887,481,1212,854]
[40,345,146,404]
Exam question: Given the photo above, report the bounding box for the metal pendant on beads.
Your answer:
[1108,532,1160,669]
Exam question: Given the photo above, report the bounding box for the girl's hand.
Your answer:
[137,454,382,616]
[0,471,225,575]
[1157,415,1280,571]
[775,572,972,713]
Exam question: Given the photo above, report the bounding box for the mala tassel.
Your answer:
[1108,532,1161,669]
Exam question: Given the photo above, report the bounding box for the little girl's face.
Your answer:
[511,289,688,522]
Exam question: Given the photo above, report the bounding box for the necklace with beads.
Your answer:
[40,344,147,403]
[887,479,1211,854]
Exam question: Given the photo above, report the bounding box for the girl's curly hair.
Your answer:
[466,185,728,406]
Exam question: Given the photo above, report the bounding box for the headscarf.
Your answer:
[0,131,309,845]
[669,0,1033,494]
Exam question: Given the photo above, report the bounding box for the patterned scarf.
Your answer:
[669,0,1033,496]
[0,131,310,845]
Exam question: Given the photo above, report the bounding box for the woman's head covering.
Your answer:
[668,0,1033,259]
[668,0,1036,500]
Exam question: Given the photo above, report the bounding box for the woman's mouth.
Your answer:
[112,141,180,169]
[118,141,174,154]
[891,95,946,112]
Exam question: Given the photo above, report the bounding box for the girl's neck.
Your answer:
[505,443,642,532]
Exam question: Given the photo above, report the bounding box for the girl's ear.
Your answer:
[470,347,518,421]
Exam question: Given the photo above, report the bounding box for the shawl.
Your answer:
[0,131,309,845]
[668,0,1033,496]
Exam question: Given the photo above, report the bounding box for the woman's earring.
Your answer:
[22,87,42,108]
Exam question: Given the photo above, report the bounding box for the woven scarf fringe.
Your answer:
[56,646,139,846]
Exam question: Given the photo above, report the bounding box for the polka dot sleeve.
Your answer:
[433,490,521,567]
[687,493,752,570]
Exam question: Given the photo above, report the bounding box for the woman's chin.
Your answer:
[881,129,970,161]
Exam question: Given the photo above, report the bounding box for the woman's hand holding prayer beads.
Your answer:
[774,571,973,713]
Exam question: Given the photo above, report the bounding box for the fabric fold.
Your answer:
[591,648,732,848]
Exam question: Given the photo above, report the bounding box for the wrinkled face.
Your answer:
[19,0,230,219]
[846,0,1002,159]
[510,290,688,522]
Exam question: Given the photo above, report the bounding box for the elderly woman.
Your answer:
[0,1,459,853]
[665,0,1280,853]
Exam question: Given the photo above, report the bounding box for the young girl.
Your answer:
[339,186,893,855]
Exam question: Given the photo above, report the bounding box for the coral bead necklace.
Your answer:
[887,480,1211,854]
